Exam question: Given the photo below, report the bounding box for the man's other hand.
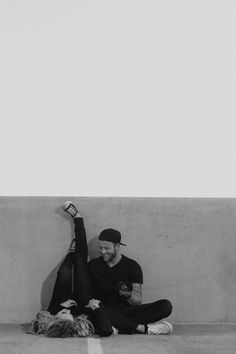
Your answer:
[117,281,133,298]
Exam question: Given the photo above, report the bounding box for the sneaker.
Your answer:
[68,238,76,253]
[63,201,79,218]
[147,321,173,335]
[112,326,119,335]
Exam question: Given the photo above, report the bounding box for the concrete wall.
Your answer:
[0,197,236,323]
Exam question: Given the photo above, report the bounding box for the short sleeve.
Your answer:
[128,260,143,284]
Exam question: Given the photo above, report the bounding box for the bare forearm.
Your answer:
[125,283,142,305]
[126,291,142,305]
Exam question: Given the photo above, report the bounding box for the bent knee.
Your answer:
[162,299,173,316]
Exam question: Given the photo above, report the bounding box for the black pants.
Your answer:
[104,299,172,334]
[47,218,94,312]
[47,218,172,334]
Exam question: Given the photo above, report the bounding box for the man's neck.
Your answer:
[107,253,122,268]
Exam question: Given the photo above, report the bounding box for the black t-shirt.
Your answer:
[88,255,143,308]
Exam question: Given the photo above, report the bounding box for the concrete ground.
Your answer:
[0,324,236,354]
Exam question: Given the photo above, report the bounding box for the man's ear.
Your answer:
[115,243,120,251]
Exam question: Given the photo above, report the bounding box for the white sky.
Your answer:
[0,0,236,196]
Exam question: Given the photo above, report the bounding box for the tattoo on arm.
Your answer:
[127,283,142,305]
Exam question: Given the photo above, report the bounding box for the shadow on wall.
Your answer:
[40,236,101,310]
[40,259,63,310]
[40,213,74,310]
[88,236,101,260]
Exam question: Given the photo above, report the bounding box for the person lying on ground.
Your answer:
[27,204,117,338]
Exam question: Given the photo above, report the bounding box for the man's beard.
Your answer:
[103,250,116,262]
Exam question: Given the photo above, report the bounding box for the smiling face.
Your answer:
[99,240,119,263]
[56,309,74,322]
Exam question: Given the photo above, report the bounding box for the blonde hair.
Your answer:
[47,319,77,338]
[27,311,94,338]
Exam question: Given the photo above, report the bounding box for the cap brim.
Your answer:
[120,242,126,246]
